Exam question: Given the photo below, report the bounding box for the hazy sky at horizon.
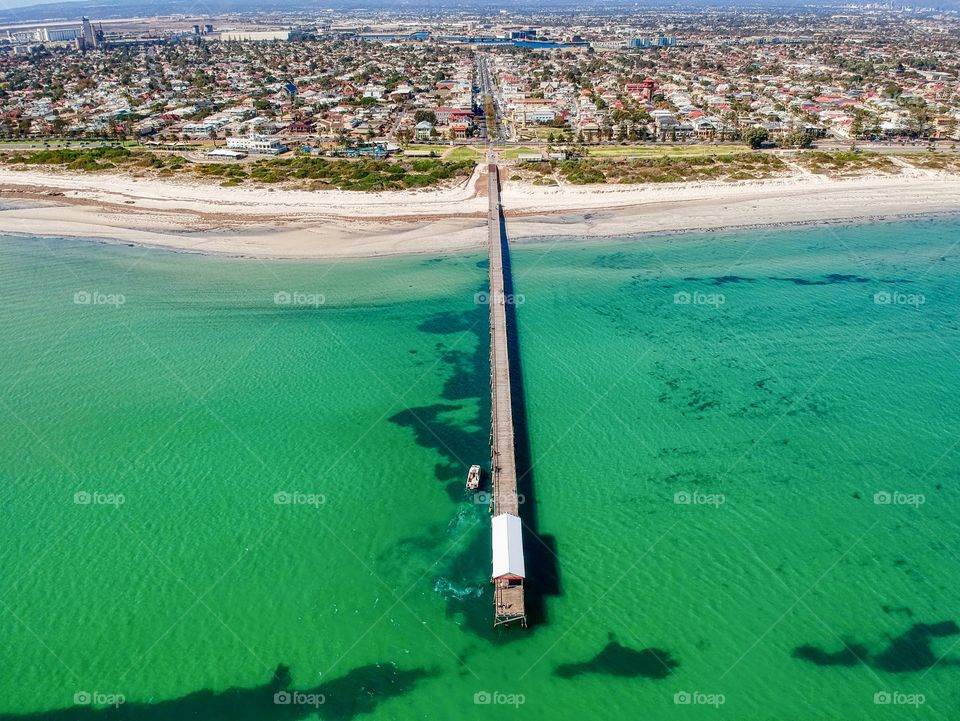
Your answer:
[3,0,958,16]
[2,0,81,11]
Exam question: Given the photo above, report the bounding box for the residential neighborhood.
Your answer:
[1,6,958,153]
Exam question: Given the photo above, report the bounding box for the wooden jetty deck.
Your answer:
[487,163,520,519]
[487,161,527,628]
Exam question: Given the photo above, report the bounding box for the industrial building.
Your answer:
[219,30,292,42]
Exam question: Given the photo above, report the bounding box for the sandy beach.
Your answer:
[1,163,959,258]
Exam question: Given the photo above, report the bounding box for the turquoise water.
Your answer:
[1,217,959,719]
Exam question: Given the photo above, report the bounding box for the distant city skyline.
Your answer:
[2,0,958,19]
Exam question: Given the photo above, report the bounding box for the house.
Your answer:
[578,119,600,142]
[625,77,657,102]
[449,122,470,140]
[651,109,679,137]
[414,120,433,141]
[287,120,314,134]
[434,106,458,123]
[693,119,716,140]
[449,109,475,124]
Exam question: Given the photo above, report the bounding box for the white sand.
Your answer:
[502,172,960,241]
[1,164,959,258]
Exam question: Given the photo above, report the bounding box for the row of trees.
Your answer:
[742,127,816,149]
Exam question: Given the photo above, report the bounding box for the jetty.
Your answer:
[486,160,527,628]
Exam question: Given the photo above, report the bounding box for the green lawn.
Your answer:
[444,146,483,161]
[500,146,540,160]
[401,144,446,154]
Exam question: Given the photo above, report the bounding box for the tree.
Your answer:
[414,110,436,125]
[850,110,868,140]
[906,102,932,139]
[743,127,769,149]
[781,129,815,149]
[882,82,903,99]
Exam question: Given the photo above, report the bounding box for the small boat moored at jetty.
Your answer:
[466,464,481,490]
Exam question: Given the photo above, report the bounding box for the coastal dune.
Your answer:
[1,164,959,258]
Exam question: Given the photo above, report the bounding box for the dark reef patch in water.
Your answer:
[883,605,914,618]
[682,275,756,285]
[438,348,483,402]
[389,403,472,487]
[592,251,650,269]
[0,662,435,721]
[874,621,960,673]
[554,637,679,680]
[391,302,489,491]
[793,643,870,667]
[793,620,960,673]
[416,308,482,336]
[386,299,494,634]
[769,274,872,286]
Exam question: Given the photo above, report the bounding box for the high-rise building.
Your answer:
[80,16,98,49]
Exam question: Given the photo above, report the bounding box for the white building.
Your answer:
[226,134,286,154]
[42,27,80,42]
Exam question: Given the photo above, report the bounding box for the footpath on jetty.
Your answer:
[486,158,527,628]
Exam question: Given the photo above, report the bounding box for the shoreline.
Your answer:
[7,208,958,263]
[1,165,959,258]
[507,208,960,248]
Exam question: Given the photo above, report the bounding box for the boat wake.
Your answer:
[433,576,483,600]
[447,504,478,533]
